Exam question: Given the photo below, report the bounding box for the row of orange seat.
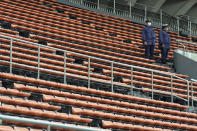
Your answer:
[72,107,197,130]
[0,76,194,130]
[0,0,175,62]
[0,0,196,100]
[44,0,197,51]
[13,83,195,118]
[0,73,188,110]
[0,0,197,130]
[0,95,60,111]
[0,87,195,130]
[0,75,196,131]
[0,26,194,101]
[9,0,196,51]
[42,95,197,126]
[0,0,185,65]
[0,0,189,74]
[0,125,43,131]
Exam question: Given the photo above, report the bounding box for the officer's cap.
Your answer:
[145,20,151,23]
[162,24,168,27]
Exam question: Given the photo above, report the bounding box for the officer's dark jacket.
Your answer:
[142,26,156,45]
[159,29,171,49]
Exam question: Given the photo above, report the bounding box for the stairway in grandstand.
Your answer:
[0,0,197,130]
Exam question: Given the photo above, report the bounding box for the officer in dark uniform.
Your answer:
[159,24,171,64]
[142,20,156,60]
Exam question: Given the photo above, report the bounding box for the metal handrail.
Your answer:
[0,34,181,77]
[176,40,187,54]
[0,59,188,101]
[191,79,197,107]
[0,114,106,131]
[177,39,197,46]
[0,32,191,107]
[176,39,197,54]
[191,79,197,83]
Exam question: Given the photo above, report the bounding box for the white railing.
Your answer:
[0,33,192,107]
[0,114,105,131]
[176,39,197,54]
[191,79,197,107]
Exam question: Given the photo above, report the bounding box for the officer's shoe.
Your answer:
[144,55,149,59]
[149,57,155,60]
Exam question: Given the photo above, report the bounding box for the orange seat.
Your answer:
[3,120,46,129]
[13,127,29,131]
[42,110,57,118]
[0,125,14,131]
[2,73,190,111]
[29,129,43,131]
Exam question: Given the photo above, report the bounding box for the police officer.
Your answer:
[159,24,171,64]
[142,20,156,60]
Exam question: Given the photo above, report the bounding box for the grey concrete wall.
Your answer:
[174,50,197,80]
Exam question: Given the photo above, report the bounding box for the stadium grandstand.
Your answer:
[0,0,197,130]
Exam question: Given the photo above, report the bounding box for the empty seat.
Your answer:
[18,30,30,38]
[0,0,196,130]
[1,21,11,29]
[0,125,14,131]
[13,127,29,131]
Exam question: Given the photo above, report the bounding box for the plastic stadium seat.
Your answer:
[0,28,18,35]
[42,110,57,118]
[142,87,196,104]
[0,104,16,112]
[13,84,144,112]
[13,127,29,131]
[42,94,196,126]
[102,121,166,131]
[2,120,46,130]
[7,73,183,109]
[0,43,73,63]
[0,125,14,131]
[0,51,110,81]
[0,103,93,124]
[0,0,196,131]
[0,30,35,43]
[0,0,191,47]
[103,69,190,89]
[0,0,189,60]
[2,20,169,71]
[84,61,188,81]
[0,34,55,54]
[0,4,155,53]
[0,87,30,97]
[16,106,31,115]
[0,95,61,111]
[29,129,43,131]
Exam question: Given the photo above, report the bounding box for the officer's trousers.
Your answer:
[161,47,169,63]
[145,45,155,59]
